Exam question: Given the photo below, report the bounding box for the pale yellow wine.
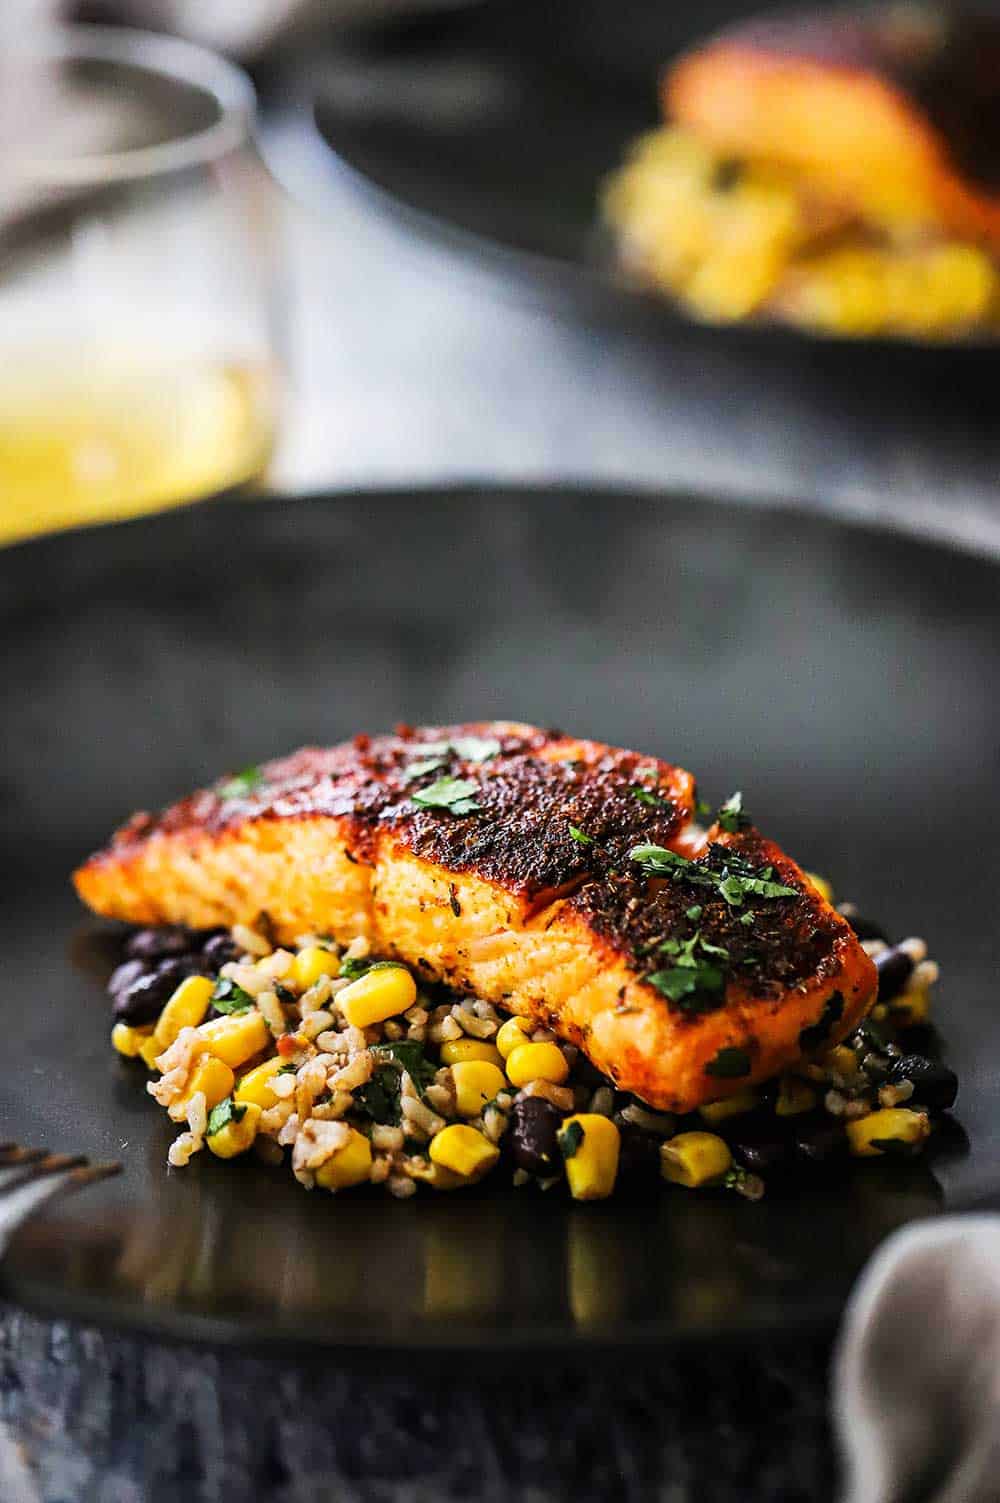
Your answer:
[0,350,275,545]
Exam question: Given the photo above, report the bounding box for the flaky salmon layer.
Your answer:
[74,722,876,1112]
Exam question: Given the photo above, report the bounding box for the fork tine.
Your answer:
[0,1153,122,1255]
[0,1145,49,1166]
[66,1161,122,1188]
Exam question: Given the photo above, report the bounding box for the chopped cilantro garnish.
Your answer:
[629,844,796,907]
[218,766,264,801]
[705,1047,752,1079]
[354,1041,437,1125]
[695,799,713,820]
[411,776,481,815]
[685,905,703,921]
[631,786,672,809]
[569,824,594,846]
[799,992,845,1051]
[716,791,751,833]
[338,956,403,982]
[634,763,658,782]
[647,960,725,1011]
[739,910,756,927]
[409,736,500,764]
[206,1096,247,1136]
[557,1121,584,1159]
[403,756,447,782]
[210,978,255,1014]
[370,1040,437,1093]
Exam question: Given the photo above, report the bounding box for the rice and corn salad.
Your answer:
[603,125,1000,338]
[108,880,956,1202]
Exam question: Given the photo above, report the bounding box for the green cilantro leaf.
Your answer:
[411,777,481,815]
[705,1047,752,1078]
[218,766,264,801]
[207,1096,247,1136]
[353,1068,401,1126]
[370,1040,437,1093]
[403,756,447,782]
[647,961,725,1009]
[717,791,751,833]
[210,978,255,1014]
[557,1121,584,1159]
[631,787,672,809]
[685,905,703,921]
[569,824,594,846]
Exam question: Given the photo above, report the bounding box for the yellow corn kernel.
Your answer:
[775,1078,818,1117]
[496,1016,533,1059]
[505,1041,569,1089]
[151,974,214,1052]
[890,987,930,1025]
[198,1010,270,1068]
[234,1056,286,1110]
[111,1022,153,1058]
[293,946,339,990]
[428,1124,500,1180]
[700,1090,757,1124]
[439,1039,505,1068]
[560,1114,620,1201]
[846,1108,931,1158]
[451,1060,508,1118]
[660,1131,732,1188]
[823,1044,859,1079]
[805,871,833,903]
[339,964,417,1028]
[315,1128,373,1191]
[207,1101,262,1159]
[176,1055,235,1113]
[139,1033,164,1071]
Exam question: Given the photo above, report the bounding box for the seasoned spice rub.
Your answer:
[74,722,876,1112]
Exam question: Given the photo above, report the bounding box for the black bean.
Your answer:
[201,932,239,971]
[617,1127,662,1179]
[842,911,891,944]
[113,969,179,1025]
[509,1097,564,1176]
[875,945,915,1002]
[156,955,204,983]
[728,1119,793,1175]
[885,1054,958,1112]
[794,1118,848,1168]
[107,958,146,999]
[125,925,196,962]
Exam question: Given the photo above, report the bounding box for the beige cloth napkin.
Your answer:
[835,1215,1000,1503]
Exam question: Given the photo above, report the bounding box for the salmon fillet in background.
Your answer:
[74,722,876,1113]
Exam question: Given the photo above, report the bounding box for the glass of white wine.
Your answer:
[0,26,279,545]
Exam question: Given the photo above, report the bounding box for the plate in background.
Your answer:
[282,0,1000,354]
[0,485,997,1360]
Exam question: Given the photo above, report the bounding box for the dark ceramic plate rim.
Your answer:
[263,88,1000,357]
[2,484,996,1361]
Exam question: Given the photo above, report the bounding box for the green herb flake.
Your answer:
[411,776,481,816]
[635,763,658,782]
[695,799,713,820]
[647,961,726,1011]
[685,905,703,921]
[403,756,447,782]
[218,766,264,801]
[206,1096,247,1136]
[338,955,371,981]
[739,910,756,928]
[631,786,672,809]
[557,1121,584,1159]
[408,736,500,764]
[716,791,751,833]
[569,824,594,846]
[799,992,845,1052]
[353,1068,401,1126]
[705,1047,752,1079]
[210,978,255,1014]
[370,1040,437,1094]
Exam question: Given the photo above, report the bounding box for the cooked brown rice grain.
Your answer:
[300,1009,334,1041]
[517,1080,575,1112]
[530,1027,556,1043]
[825,1090,847,1117]
[167,1131,200,1168]
[232,923,273,958]
[382,1020,405,1041]
[388,1175,417,1199]
[186,1090,208,1140]
[401,1093,445,1137]
[331,1053,374,1092]
[370,1156,391,1184]
[258,949,294,979]
[342,935,370,962]
[277,1113,301,1146]
[372,1125,406,1152]
[271,1073,296,1100]
[315,1029,343,1054]
[620,1102,676,1136]
[406,1023,428,1043]
[879,1080,916,1108]
[431,1015,463,1044]
[405,1005,429,1026]
[512,1168,530,1188]
[482,1106,508,1143]
[220,961,267,996]
[843,1098,872,1120]
[299,976,333,1014]
[260,1102,294,1134]
[256,989,287,1036]
[424,1081,454,1115]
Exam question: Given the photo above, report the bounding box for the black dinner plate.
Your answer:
[289,0,1000,354]
[1,485,997,1362]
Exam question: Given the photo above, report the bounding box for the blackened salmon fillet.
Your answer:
[73,721,876,1112]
